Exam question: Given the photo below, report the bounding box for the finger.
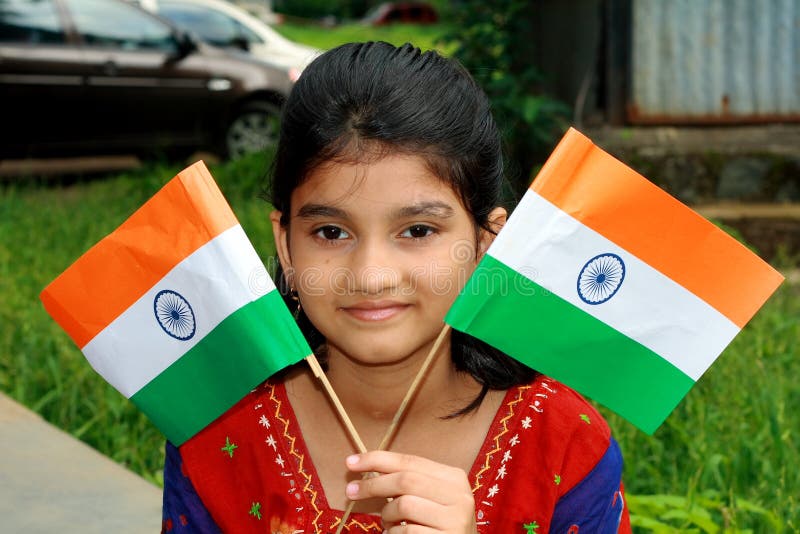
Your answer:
[384,523,439,534]
[384,494,477,532]
[346,451,465,484]
[381,494,448,527]
[346,470,425,500]
[346,471,461,507]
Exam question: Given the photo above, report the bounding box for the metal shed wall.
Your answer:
[630,0,800,123]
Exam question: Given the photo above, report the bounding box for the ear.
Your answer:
[478,207,507,258]
[270,210,293,284]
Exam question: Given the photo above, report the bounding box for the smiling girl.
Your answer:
[161,42,631,534]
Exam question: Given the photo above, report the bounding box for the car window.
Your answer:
[232,17,261,44]
[0,0,66,43]
[64,0,176,51]
[159,1,263,46]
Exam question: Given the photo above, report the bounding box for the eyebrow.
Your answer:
[393,201,456,219]
[295,204,349,219]
[295,201,456,220]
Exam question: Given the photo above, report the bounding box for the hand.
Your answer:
[344,451,478,533]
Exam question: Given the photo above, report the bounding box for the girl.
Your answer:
[162,41,631,534]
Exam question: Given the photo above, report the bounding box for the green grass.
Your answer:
[605,279,800,532]
[1,150,798,531]
[273,21,454,54]
[0,152,277,485]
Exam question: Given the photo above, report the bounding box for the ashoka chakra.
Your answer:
[153,290,196,340]
[577,253,625,305]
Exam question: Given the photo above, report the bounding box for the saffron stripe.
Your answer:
[445,254,695,435]
[530,128,784,328]
[40,161,238,347]
[130,291,310,445]
[80,225,272,397]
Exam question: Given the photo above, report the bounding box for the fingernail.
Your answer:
[345,454,360,466]
[346,482,359,498]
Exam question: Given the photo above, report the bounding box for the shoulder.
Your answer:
[522,375,611,439]
[527,379,629,532]
[472,377,626,531]
[172,380,298,530]
[517,376,618,494]
[178,379,282,465]
[162,441,223,533]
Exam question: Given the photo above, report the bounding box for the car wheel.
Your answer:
[225,101,281,160]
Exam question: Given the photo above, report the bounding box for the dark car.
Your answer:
[0,0,293,161]
[362,2,438,26]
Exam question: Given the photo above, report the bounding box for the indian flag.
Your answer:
[41,161,311,445]
[446,128,784,434]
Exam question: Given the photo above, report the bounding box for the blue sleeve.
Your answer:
[161,441,223,534]
[549,437,627,534]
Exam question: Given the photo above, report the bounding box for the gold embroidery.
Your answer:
[471,385,530,493]
[268,384,381,533]
[269,384,324,530]
[328,515,382,533]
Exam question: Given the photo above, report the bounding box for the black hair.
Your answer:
[267,42,537,415]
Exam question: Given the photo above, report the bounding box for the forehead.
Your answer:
[291,154,465,215]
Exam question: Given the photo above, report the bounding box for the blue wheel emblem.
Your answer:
[577,253,625,305]
[153,290,196,340]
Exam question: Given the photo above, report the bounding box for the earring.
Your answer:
[289,287,301,319]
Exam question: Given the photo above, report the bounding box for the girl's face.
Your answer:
[271,153,505,366]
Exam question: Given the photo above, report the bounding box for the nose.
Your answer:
[346,236,401,295]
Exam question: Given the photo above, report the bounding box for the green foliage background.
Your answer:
[276,20,452,54]
[443,0,570,196]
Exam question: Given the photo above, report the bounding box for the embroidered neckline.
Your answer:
[469,385,530,493]
[269,382,382,533]
[260,378,554,533]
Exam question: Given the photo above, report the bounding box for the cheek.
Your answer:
[298,292,331,330]
[287,244,343,295]
[293,265,329,297]
[412,251,478,300]
[448,236,479,264]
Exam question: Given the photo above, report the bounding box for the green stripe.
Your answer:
[446,254,694,434]
[131,290,310,445]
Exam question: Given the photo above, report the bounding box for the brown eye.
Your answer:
[402,225,435,239]
[316,226,349,240]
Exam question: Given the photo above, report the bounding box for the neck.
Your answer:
[321,330,481,446]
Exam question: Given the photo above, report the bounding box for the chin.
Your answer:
[329,340,422,367]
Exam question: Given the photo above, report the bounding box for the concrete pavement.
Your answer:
[0,392,162,533]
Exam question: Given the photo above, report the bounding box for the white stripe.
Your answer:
[488,191,740,381]
[82,225,276,397]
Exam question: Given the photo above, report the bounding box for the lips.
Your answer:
[340,301,410,322]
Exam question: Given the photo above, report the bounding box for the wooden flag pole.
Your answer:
[334,324,451,534]
[305,354,368,454]
[377,324,451,450]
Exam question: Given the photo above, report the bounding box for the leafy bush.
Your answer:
[628,491,781,533]
[443,0,570,196]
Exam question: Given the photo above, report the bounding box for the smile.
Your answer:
[339,301,410,322]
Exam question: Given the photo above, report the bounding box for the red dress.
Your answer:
[163,375,631,533]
